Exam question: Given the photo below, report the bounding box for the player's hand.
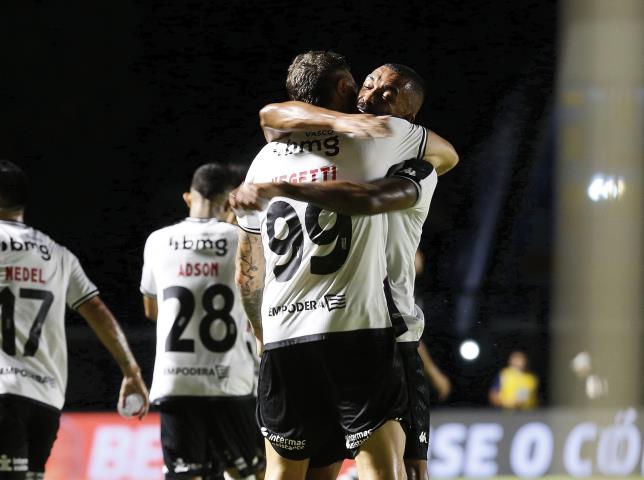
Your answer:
[119,370,150,420]
[434,372,452,401]
[332,113,391,139]
[229,183,279,211]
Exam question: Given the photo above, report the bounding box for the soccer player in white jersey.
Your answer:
[0,160,149,480]
[232,51,453,480]
[233,62,457,480]
[141,163,264,480]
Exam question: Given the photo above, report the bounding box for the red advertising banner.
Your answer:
[45,413,357,480]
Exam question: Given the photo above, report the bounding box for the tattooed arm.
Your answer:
[235,230,265,348]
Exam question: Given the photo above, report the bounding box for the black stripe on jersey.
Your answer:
[140,286,157,298]
[70,289,99,310]
[416,126,427,160]
[384,279,409,337]
[264,327,395,351]
[237,224,261,235]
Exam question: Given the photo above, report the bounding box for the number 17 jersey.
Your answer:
[237,118,427,348]
[141,218,255,402]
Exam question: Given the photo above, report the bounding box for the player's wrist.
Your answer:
[121,363,142,378]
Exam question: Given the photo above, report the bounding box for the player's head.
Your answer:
[509,351,528,371]
[0,159,29,218]
[286,51,357,113]
[183,163,238,219]
[357,63,425,122]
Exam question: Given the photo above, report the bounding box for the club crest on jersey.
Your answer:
[0,237,51,261]
[168,236,227,255]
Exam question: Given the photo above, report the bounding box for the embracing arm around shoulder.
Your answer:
[422,129,458,176]
[259,101,390,142]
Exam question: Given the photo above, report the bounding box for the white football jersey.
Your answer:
[237,118,427,347]
[383,161,438,342]
[0,220,99,410]
[141,218,255,401]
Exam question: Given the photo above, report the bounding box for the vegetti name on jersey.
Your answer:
[141,218,255,402]
[0,220,99,410]
[237,117,427,348]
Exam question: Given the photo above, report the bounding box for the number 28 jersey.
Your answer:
[237,118,427,348]
[0,220,99,410]
[141,218,255,402]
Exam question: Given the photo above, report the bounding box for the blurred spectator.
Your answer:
[489,351,539,410]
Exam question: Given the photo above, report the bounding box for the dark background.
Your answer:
[1,0,557,408]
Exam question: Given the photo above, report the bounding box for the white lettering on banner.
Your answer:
[87,425,161,480]
[564,422,596,477]
[510,422,553,477]
[597,409,641,476]
[430,423,467,477]
[464,423,503,478]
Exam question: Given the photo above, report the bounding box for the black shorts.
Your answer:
[158,396,265,479]
[257,328,408,461]
[399,341,430,460]
[0,394,60,480]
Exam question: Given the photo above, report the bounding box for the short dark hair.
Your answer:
[190,163,237,199]
[383,63,425,102]
[286,51,351,107]
[0,160,29,210]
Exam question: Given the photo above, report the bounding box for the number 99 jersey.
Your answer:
[141,218,255,402]
[0,220,99,410]
[237,118,427,348]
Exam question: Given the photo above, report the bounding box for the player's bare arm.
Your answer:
[78,296,150,419]
[260,101,390,142]
[235,230,265,348]
[230,177,418,216]
[422,129,458,176]
[142,295,158,321]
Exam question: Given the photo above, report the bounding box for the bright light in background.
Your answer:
[587,174,625,202]
[459,340,480,361]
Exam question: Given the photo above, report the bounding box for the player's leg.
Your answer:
[206,396,265,480]
[0,396,29,480]
[399,342,430,480]
[325,331,408,480]
[24,399,60,480]
[354,420,406,480]
[257,345,328,480]
[264,441,309,480]
[305,462,342,480]
[159,398,210,480]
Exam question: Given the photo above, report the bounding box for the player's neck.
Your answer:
[0,209,24,223]
[188,202,223,221]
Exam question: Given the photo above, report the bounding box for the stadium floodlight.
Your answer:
[459,340,480,361]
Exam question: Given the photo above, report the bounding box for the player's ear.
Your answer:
[337,76,356,97]
[182,192,192,209]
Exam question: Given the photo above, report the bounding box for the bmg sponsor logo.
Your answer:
[169,236,227,255]
[0,237,51,261]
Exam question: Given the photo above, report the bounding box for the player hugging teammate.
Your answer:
[231,51,457,480]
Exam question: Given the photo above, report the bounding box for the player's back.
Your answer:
[238,118,427,347]
[385,165,438,342]
[0,219,98,409]
[141,218,255,401]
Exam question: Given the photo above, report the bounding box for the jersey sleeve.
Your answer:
[387,158,437,209]
[65,250,100,310]
[140,234,157,298]
[235,159,261,235]
[371,118,428,171]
